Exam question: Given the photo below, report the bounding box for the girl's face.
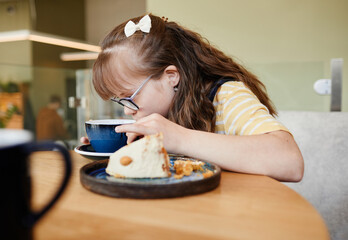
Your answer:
[110,47,179,121]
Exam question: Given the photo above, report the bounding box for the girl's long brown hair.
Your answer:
[93,14,276,132]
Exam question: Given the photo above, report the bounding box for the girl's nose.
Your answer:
[123,107,137,116]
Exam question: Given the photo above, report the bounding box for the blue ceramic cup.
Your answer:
[85,119,135,153]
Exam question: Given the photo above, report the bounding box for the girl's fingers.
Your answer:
[114,114,173,145]
[115,123,157,136]
[80,136,90,144]
[115,123,156,144]
[126,132,142,144]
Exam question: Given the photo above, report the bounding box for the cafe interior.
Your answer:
[1,0,347,239]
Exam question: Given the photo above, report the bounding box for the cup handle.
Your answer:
[25,142,72,226]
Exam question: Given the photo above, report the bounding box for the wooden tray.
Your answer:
[80,156,221,199]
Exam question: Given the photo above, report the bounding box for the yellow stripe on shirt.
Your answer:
[213,81,289,135]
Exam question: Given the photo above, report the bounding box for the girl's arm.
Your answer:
[179,127,303,182]
[116,113,304,182]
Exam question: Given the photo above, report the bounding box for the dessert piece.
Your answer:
[173,160,205,179]
[106,133,171,178]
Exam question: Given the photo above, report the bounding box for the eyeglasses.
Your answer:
[110,75,152,111]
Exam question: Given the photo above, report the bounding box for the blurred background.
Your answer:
[0,0,347,148]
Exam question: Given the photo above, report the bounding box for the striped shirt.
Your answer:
[213,81,289,135]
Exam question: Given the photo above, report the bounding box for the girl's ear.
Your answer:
[163,65,180,87]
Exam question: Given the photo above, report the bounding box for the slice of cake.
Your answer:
[106,133,171,178]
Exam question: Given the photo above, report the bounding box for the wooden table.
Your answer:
[30,151,329,240]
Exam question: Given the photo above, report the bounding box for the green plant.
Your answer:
[0,105,20,128]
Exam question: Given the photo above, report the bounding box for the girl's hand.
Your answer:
[80,136,90,145]
[115,113,188,153]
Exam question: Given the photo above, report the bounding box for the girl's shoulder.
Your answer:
[215,81,255,99]
[220,80,247,89]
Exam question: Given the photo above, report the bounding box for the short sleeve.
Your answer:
[213,81,289,135]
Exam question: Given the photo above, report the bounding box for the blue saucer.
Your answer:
[74,144,112,160]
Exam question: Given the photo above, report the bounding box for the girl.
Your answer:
[90,14,303,182]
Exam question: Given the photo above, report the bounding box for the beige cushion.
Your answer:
[277,111,348,240]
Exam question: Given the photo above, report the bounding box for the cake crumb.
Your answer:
[183,162,193,176]
[202,170,213,178]
[191,161,204,171]
[174,174,184,179]
[174,160,207,177]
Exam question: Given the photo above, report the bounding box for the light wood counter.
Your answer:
[30,151,329,240]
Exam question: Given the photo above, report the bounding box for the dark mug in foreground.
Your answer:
[85,119,135,153]
[0,129,71,240]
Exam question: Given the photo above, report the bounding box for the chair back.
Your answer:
[278,111,348,240]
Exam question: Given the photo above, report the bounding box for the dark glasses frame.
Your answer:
[110,75,152,111]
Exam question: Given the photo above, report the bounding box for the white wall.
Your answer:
[147,0,348,111]
[0,0,32,81]
[85,0,146,45]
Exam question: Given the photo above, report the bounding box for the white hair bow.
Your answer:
[124,15,152,37]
